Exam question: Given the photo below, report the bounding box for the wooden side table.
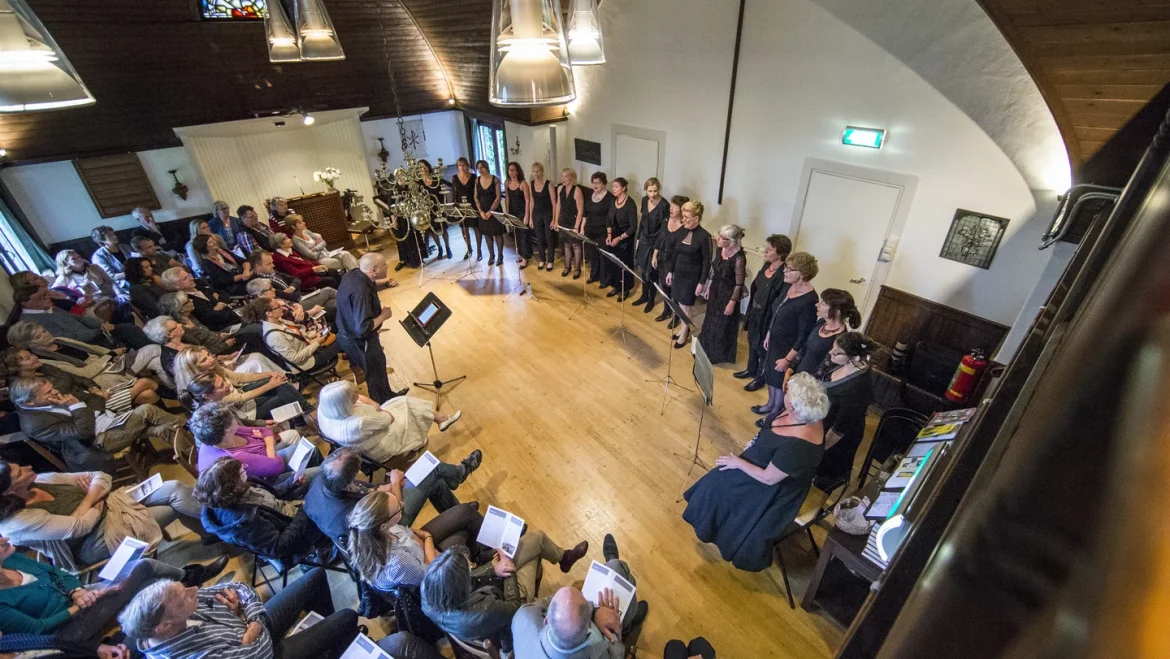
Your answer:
[801,525,884,626]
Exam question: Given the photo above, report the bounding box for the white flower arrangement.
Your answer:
[313,167,342,184]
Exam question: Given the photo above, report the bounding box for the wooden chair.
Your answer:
[857,408,928,488]
[773,477,849,608]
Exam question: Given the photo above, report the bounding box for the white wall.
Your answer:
[561,0,1059,325]
[360,111,469,175]
[1,147,213,245]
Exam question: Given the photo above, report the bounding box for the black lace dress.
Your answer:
[699,248,747,364]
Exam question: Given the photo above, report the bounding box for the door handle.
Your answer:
[850,277,867,284]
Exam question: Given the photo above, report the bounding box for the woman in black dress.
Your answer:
[604,177,638,301]
[390,170,422,271]
[653,195,690,324]
[474,160,505,265]
[632,177,668,313]
[556,168,586,278]
[530,162,556,270]
[582,171,613,286]
[816,332,874,489]
[667,201,713,348]
[504,161,533,269]
[419,159,451,260]
[682,372,828,572]
[451,157,481,261]
[757,252,819,415]
[737,234,792,391]
[698,225,747,364]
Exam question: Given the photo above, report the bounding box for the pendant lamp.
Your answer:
[265,0,301,63]
[489,0,574,107]
[296,0,344,61]
[0,0,93,112]
[566,0,604,65]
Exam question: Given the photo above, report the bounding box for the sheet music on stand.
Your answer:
[691,337,715,406]
[491,211,527,231]
[556,226,598,246]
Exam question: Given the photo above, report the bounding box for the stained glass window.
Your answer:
[202,0,268,20]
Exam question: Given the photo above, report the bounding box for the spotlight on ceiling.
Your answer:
[302,112,315,126]
[448,98,456,106]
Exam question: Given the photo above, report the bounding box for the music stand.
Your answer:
[493,212,537,302]
[558,227,598,320]
[677,337,715,500]
[597,247,642,343]
[646,282,695,413]
[400,292,465,411]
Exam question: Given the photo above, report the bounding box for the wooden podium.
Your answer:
[286,191,354,249]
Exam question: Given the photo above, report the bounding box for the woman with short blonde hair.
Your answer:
[555,167,586,278]
[665,200,712,347]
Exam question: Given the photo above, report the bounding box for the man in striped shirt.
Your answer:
[119,567,358,659]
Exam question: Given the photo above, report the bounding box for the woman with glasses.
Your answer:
[755,253,819,416]
[582,171,613,286]
[698,225,747,364]
[815,332,874,488]
[737,234,792,391]
[667,201,713,348]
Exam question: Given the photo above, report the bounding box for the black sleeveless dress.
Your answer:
[505,183,527,221]
[532,180,554,223]
[451,174,478,229]
[477,176,504,236]
[558,184,581,232]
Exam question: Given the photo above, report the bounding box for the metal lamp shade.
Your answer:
[566,0,604,65]
[266,0,301,63]
[296,0,344,61]
[490,0,574,107]
[0,0,93,112]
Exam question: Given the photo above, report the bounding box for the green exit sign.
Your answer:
[842,126,885,149]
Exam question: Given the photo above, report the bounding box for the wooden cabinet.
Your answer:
[286,191,353,249]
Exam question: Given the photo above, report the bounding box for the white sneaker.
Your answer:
[439,410,462,432]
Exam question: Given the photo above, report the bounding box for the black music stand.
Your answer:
[677,337,715,501]
[646,282,695,412]
[493,212,538,302]
[597,247,642,343]
[400,292,465,411]
[559,227,598,320]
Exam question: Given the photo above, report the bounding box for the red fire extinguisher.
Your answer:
[946,349,988,403]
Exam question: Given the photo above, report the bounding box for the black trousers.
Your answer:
[339,334,393,404]
[532,214,555,263]
[664,638,716,659]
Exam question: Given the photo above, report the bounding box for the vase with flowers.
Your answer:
[314,167,342,193]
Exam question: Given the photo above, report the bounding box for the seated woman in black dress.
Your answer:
[682,372,828,571]
[698,224,747,364]
[653,195,689,324]
[816,332,874,489]
[666,201,713,348]
[756,252,819,416]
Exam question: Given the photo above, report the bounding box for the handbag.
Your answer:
[833,496,873,535]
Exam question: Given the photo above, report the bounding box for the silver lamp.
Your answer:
[0,0,93,112]
[566,0,604,65]
[489,0,574,107]
[296,0,344,61]
[265,0,301,63]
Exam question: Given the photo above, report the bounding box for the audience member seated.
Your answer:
[143,316,279,377]
[208,200,244,253]
[184,218,208,277]
[663,638,717,659]
[10,377,188,472]
[118,566,358,659]
[421,531,590,653]
[189,404,321,493]
[194,457,332,567]
[305,447,482,547]
[237,203,280,254]
[191,235,253,297]
[0,633,133,658]
[172,345,288,402]
[815,331,874,489]
[88,226,133,295]
[51,249,123,305]
[348,490,486,592]
[157,292,237,355]
[682,372,828,572]
[8,271,81,315]
[268,196,293,235]
[240,297,340,373]
[317,380,460,464]
[180,367,305,424]
[132,206,181,258]
[10,285,147,350]
[289,214,359,271]
[272,233,341,292]
[124,256,167,318]
[0,461,206,567]
[6,322,159,404]
[247,248,338,311]
[159,266,239,331]
[129,234,184,280]
[0,534,225,642]
[2,348,157,412]
[512,534,648,659]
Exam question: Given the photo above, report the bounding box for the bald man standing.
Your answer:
[336,253,405,403]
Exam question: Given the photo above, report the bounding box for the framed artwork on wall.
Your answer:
[939,209,1009,269]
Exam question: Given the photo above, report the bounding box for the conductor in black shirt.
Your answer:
[337,252,405,403]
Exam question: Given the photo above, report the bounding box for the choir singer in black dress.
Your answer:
[419,159,451,260]
[582,171,613,286]
[555,168,586,278]
[737,234,792,391]
[504,162,533,269]
[756,252,819,415]
[816,331,874,489]
[530,162,556,270]
[653,195,689,324]
[631,177,668,313]
[698,225,747,364]
[451,157,482,261]
[604,177,638,301]
[475,160,505,266]
[666,201,712,348]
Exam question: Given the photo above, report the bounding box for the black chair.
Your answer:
[773,477,849,608]
[259,329,343,392]
[857,408,929,489]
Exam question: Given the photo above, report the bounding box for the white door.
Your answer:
[792,170,905,317]
[614,133,661,193]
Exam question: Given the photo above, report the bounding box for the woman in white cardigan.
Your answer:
[317,380,461,463]
[289,214,359,271]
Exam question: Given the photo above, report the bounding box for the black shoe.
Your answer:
[655,309,671,322]
[755,417,767,429]
[733,369,752,379]
[643,300,657,314]
[606,288,619,298]
[391,387,409,398]
[586,277,598,285]
[464,252,471,261]
[603,533,619,562]
[561,268,571,277]
[674,338,688,349]
[667,317,680,330]
[460,449,483,481]
[394,262,406,271]
[180,556,228,587]
[446,248,453,259]
[630,600,649,628]
[616,293,629,303]
[631,295,648,307]
[488,257,496,266]
[573,271,582,280]
[478,253,484,262]
[744,378,765,392]
[751,405,772,415]
[559,541,589,573]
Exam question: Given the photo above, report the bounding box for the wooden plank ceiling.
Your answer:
[978,0,1170,171]
[1,0,529,163]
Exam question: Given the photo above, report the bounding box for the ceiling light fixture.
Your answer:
[296,0,345,61]
[0,0,94,113]
[566,0,604,65]
[265,0,301,63]
[302,111,315,125]
[489,0,574,107]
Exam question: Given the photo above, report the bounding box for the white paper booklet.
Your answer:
[339,634,393,659]
[476,505,525,558]
[581,560,637,620]
[403,451,440,487]
[270,401,304,424]
[126,473,163,503]
[286,611,324,637]
[325,247,348,258]
[288,437,317,477]
[99,537,149,581]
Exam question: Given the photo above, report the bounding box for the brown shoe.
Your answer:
[559,540,589,573]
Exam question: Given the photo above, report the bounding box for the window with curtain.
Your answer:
[473,120,508,180]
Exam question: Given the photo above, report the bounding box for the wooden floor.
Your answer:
[157,236,846,658]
